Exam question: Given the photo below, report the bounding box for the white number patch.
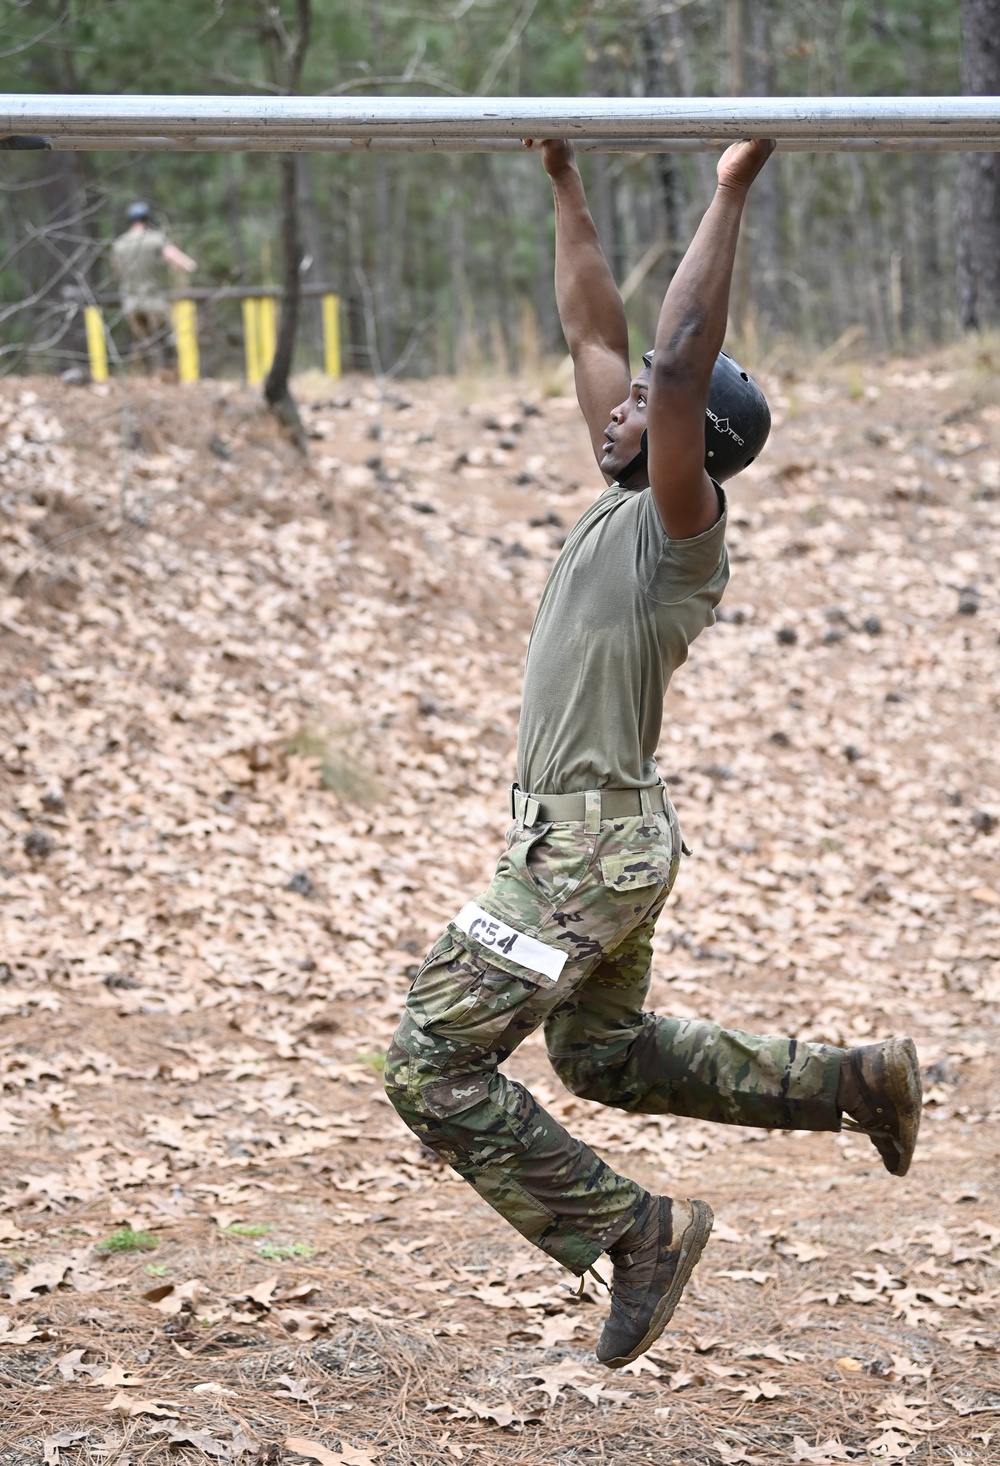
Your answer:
[454,902,567,983]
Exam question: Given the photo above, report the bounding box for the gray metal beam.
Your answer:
[2,94,1000,153]
[11,133,1000,154]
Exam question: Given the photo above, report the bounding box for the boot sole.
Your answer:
[883,1036,922,1177]
[601,1200,714,1368]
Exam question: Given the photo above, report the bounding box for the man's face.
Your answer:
[600,370,649,485]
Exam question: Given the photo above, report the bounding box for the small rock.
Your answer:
[958,587,979,616]
[769,731,791,747]
[208,435,232,460]
[23,829,55,860]
[502,542,531,559]
[702,763,733,780]
[498,434,517,450]
[716,607,746,624]
[776,626,798,646]
[247,743,273,772]
[41,786,65,813]
[923,1057,957,1086]
[417,696,440,717]
[971,810,997,835]
[103,973,140,990]
[514,470,538,485]
[286,870,316,898]
[61,366,87,386]
[410,501,436,514]
[844,744,862,763]
[822,627,844,645]
[862,614,883,635]
[943,790,964,807]
[520,401,541,417]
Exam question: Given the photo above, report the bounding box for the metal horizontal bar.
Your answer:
[11,133,1000,155]
[88,284,339,304]
[3,94,1000,147]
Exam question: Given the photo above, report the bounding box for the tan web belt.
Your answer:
[509,781,669,829]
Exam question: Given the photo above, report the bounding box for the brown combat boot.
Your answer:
[838,1037,921,1177]
[595,1196,713,1369]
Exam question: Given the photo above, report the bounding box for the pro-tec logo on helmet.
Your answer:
[705,408,745,447]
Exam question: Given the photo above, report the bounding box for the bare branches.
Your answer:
[474,0,538,95]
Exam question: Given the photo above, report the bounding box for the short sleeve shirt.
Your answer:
[515,483,729,794]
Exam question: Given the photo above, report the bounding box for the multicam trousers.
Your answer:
[385,793,843,1275]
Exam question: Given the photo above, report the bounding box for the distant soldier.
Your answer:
[111,201,196,367]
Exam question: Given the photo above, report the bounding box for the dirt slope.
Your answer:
[0,358,998,1465]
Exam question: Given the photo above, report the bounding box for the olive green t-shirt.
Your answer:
[516,482,729,794]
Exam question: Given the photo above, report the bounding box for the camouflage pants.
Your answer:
[385,800,843,1275]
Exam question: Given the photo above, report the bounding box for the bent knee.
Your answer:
[549,1053,605,1102]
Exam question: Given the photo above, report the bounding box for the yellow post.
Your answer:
[84,305,108,383]
[172,298,200,384]
[259,295,277,377]
[322,293,341,379]
[242,297,261,384]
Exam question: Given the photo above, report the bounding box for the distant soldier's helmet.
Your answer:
[640,349,771,482]
[126,201,152,223]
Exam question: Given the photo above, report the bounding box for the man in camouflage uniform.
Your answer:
[385,138,921,1368]
[111,201,196,368]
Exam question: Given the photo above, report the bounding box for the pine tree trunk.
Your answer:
[746,0,783,340]
[957,0,1000,331]
[264,153,306,449]
[261,0,311,446]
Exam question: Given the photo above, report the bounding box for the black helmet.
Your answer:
[640,349,771,482]
[126,201,151,224]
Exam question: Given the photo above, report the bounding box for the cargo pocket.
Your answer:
[406,930,486,1032]
[599,850,674,893]
[406,924,555,1056]
[420,1071,492,1120]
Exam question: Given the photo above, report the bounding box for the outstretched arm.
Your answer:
[646,138,774,539]
[163,242,196,273]
[530,139,631,478]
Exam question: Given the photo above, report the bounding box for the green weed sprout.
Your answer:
[258,1240,316,1262]
[98,1227,158,1254]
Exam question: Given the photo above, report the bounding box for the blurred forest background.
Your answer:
[1,0,997,381]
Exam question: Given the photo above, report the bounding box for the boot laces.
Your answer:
[841,1117,904,1152]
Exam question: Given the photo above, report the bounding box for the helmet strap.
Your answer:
[616,429,648,488]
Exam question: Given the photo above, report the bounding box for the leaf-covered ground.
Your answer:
[0,354,998,1465]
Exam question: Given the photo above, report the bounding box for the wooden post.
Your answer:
[322,292,341,378]
[243,297,262,383]
[172,298,200,383]
[259,295,277,376]
[84,305,108,383]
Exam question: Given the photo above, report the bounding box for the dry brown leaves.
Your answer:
[1,360,998,1463]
